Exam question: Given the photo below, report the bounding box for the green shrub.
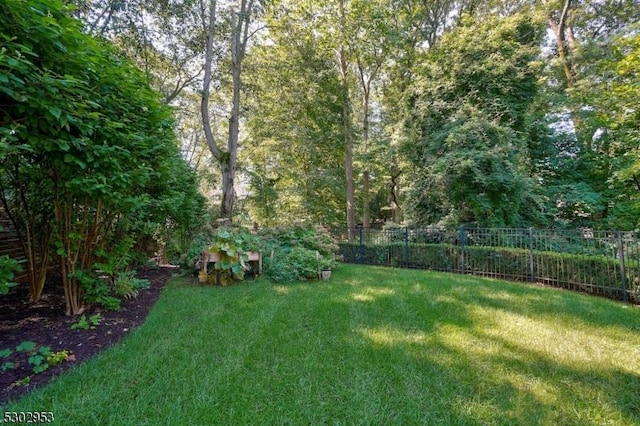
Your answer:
[114,271,150,299]
[259,224,339,283]
[288,247,321,279]
[180,227,216,271]
[0,255,21,296]
[264,251,301,283]
[381,222,407,243]
[205,226,261,283]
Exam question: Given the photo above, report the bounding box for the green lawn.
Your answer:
[4,265,640,425]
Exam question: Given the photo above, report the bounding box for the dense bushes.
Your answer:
[0,0,205,314]
[189,224,339,284]
[257,224,338,283]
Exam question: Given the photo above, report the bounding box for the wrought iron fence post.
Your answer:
[356,225,366,263]
[459,226,465,273]
[529,227,535,283]
[617,231,629,302]
[404,227,409,267]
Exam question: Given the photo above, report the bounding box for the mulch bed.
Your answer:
[0,266,174,407]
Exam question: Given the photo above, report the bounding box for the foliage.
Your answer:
[205,226,261,283]
[93,237,137,281]
[583,28,640,229]
[46,349,71,368]
[114,271,150,300]
[69,270,120,312]
[244,2,346,228]
[0,0,204,314]
[180,225,217,270]
[536,1,640,230]
[0,255,21,296]
[0,341,71,375]
[379,221,408,243]
[51,0,640,234]
[73,267,149,311]
[403,13,544,227]
[70,313,102,330]
[258,224,338,283]
[287,247,321,278]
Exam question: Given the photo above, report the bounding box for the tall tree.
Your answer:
[337,0,357,234]
[347,0,393,228]
[538,0,640,227]
[382,0,484,224]
[200,0,260,221]
[403,13,545,226]
[243,0,346,227]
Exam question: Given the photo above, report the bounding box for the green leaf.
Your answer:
[1,362,16,371]
[33,363,49,374]
[57,140,70,151]
[28,354,45,366]
[49,106,62,120]
[0,348,12,358]
[63,153,87,168]
[16,341,37,352]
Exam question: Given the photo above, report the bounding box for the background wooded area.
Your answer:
[13,0,638,232]
[57,0,639,231]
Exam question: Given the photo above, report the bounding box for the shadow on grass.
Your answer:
[5,266,639,425]
[181,265,640,424]
[323,265,640,425]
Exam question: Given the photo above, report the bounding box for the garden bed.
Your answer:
[0,267,173,407]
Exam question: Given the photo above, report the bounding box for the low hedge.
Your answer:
[338,242,639,302]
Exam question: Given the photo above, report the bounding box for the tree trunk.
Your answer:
[54,195,85,316]
[220,156,236,219]
[343,79,356,236]
[200,0,233,220]
[200,0,253,222]
[362,171,370,229]
[361,82,371,229]
[546,0,588,148]
[390,167,402,223]
[200,0,221,159]
[223,3,247,220]
[358,62,381,229]
[546,0,575,88]
[339,0,356,238]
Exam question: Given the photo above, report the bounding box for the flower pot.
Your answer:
[321,270,332,280]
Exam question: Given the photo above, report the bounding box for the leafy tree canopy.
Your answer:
[404,13,545,227]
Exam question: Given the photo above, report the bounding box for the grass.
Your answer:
[3,264,640,425]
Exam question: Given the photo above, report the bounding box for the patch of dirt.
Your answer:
[0,266,174,407]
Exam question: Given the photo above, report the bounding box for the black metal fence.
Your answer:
[335,227,640,303]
